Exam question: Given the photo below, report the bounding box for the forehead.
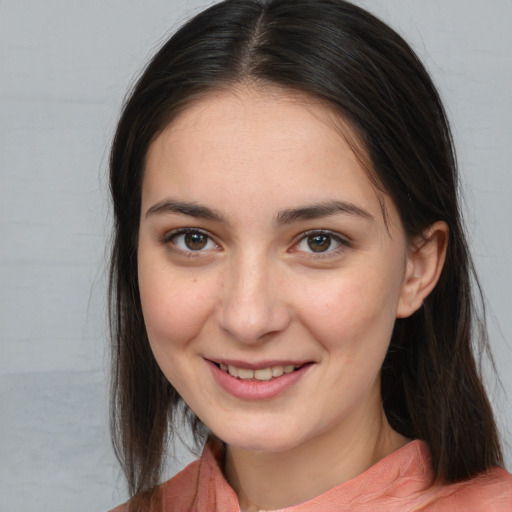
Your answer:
[142,86,397,230]
[152,86,366,166]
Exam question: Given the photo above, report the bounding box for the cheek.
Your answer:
[138,259,217,350]
[293,269,402,354]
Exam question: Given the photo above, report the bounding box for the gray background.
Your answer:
[1,1,511,510]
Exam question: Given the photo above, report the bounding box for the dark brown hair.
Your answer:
[109,0,503,503]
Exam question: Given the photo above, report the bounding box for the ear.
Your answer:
[396,221,449,319]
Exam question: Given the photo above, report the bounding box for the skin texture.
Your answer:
[137,86,448,511]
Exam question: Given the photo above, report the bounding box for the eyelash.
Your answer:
[160,228,351,258]
[161,228,220,255]
[291,229,351,258]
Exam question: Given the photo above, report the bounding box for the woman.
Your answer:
[108,0,512,510]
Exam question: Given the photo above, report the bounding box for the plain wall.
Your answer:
[1,1,510,510]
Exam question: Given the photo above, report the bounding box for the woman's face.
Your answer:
[138,86,413,454]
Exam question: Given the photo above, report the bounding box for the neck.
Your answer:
[223,405,408,512]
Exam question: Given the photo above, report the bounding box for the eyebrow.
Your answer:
[145,199,228,223]
[145,198,373,225]
[275,201,373,225]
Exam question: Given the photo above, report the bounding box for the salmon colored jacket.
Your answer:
[111,440,512,511]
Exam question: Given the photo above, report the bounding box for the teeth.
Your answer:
[237,367,254,379]
[271,366,284,377]
[254,367,272,381]
[219,363,302,380]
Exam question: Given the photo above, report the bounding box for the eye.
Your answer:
[165,229,218,252]
[294,230,347,254]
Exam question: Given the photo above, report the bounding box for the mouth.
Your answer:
[207,359,313,400]
[211,361,308,382]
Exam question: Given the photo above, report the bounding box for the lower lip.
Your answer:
[207,361,312,400]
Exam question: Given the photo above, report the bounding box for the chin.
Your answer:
[210,420,306,454]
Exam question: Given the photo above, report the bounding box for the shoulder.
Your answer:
[108,441,238,512]
[423,467,512,511]
[159,456,204,508]
[363,441,512,512]
[108,458,202,512]
[409,441,512,511]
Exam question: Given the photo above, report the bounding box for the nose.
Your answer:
[217,252,291,344]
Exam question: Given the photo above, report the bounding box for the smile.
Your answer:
[218,363,301,381]
[208,359,312,400]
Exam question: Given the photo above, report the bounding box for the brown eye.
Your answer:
[294,230,347,256]
[307,234,332,252]
[167,230,217,252]
[184,232,208,250]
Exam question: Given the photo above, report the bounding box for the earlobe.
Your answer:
[396,221,449,319]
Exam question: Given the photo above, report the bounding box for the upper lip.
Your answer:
[206,358,312,370]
